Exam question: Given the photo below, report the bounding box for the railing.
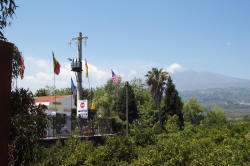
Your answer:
[45,116,115,138]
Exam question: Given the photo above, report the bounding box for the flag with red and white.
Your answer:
[112,70,120,84]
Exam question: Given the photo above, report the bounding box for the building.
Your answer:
[34,95,76,137]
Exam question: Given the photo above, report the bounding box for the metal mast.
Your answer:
[71,32,88,101]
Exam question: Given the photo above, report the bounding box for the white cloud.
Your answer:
[120,74,125,78]
[166,63,186,74]
[25,76,35,81]
[226,41,231,46]
[88,63,110,81]
[128,70,137,77]
[36,72,51,81]
[58,63,75,80]
[26,56,49,68]
[37,60,48,68]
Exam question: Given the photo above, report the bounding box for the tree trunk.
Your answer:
[0,40,13,166]
[157,102,162,126]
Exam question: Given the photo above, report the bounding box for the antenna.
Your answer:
[69,40,72,47]
[83,36,88,47]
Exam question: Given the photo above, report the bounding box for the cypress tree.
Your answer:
[164,76,184,129]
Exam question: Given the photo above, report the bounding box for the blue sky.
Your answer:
[5,0,250,91]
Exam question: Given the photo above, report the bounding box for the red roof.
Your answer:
[34,95,71,102]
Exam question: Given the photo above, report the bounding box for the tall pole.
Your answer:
[53,72,56,136]
[77,32,83,100]
[126,81,129,136]
[72,32,88,101]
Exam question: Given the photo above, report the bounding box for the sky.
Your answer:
[5,0,250,92]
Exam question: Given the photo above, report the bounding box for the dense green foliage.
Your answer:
[202,106,227,125]
[92,79,124,134]
[164,76,184,128]
[182,97,204,125]
[116,82,138,123]
[9,88,48,166]
[34,86,73,96]
[31,120,250,166]
[11,45,22,79]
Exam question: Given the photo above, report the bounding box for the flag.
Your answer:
[19,55,25,79]
[52,51,60,75]
[71,78,76,92]
[112,70,120,84]
[91,103,95,110]
[85,58,88,77]
[71,78,77,106]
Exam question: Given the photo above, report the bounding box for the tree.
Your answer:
[9,88,48,165]
[94,79,122,117]
[129,78,158,129]
[182,97,204,125]
[11,45,22,79]
[145,68,168,125]
[130,78,153,108]
[93,79,124,134]
[163,76,184,129]
[0,0,17,39]
[34,86,74,97]
[202,106,227,125]
[116,82,138,123]
[34,88,50,97]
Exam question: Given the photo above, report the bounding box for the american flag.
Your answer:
[112,70,120,84]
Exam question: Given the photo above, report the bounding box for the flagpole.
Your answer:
[53,67,58,137]
[52,52,61,137]
[54,73,57,106]
[70,79,72,134]
[87,77,90,90]
[53,72,56,136]
[71,79,72,111]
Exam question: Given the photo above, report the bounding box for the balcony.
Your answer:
[71,61,82,72]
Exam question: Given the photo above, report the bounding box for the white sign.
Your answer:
[77,100,88,119]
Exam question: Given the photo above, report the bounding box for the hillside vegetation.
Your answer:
[180,88,250,118]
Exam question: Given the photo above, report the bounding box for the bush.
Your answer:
[9,88,48,165]
[33,136,94,166]
[202,106,226,125]
[131,127,156,147]
[86,136,137,165]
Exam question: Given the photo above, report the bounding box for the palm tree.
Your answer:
[145,68,168,125]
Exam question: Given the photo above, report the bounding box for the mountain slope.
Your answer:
[171,70,250,91]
